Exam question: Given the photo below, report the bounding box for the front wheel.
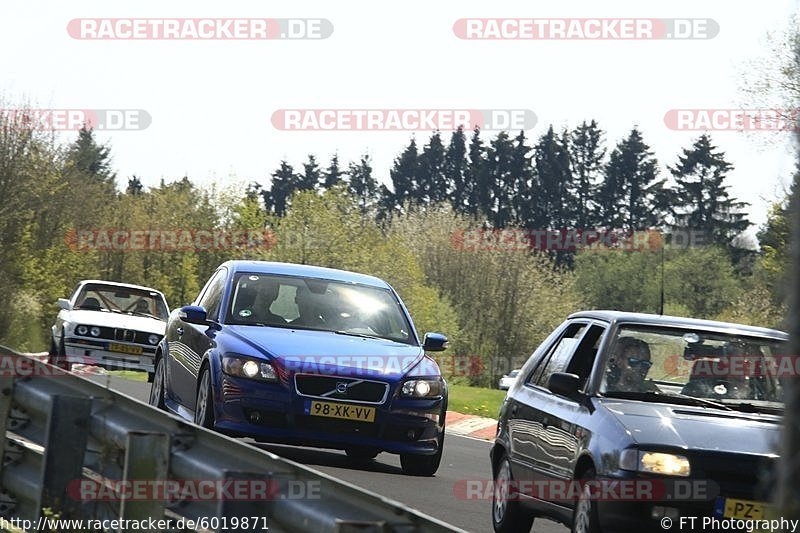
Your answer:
[48,334,71,370]
[492,454,535,533]
[194,367,215,428]
[572,468,602,533]
[400,431,444,476]
[148,357,166,410]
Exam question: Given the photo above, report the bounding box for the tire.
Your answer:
[194,366,215,429]
[492,454,535,533]
[571,468,602,533]
[48,334,72,370]
[147,372,155,383]
[400,431,444,476]
[148,357,166,410]
[345,446,380,461]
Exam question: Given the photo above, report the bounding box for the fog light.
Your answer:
[407,429,416,440]
[249,411,262,424]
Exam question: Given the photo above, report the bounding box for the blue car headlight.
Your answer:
[400,378,443,398]
[222,354,277,382]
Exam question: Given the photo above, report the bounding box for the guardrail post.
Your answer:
[0,373,14,477]
[118,431,170,532]
[215,471,273,532]
[39,395,91,519]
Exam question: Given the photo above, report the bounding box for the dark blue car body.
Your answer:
[150,260,448,475]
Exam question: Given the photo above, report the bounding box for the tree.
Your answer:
[531,126,572,229]
[464,128,486,217]
[569,120,606,228]
[482,131,516,227]
[126,176,144,195]
[417,132,448,205]
[347,154,379,215]
[386,138,419,212]
[445,127,469,212]
[298,154,321,191]
[668,134,750,246]
[66,126,116,186]
[599,128,665,231]
[262,161,298,216]
[323,153,345,189]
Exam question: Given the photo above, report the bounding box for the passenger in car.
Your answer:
[605,337,659,393]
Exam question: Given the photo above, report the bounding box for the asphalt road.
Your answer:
[88,373,568,533]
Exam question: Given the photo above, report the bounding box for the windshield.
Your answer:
[599,325,787,411]
[226,273,415,345]
[75,284,169,320]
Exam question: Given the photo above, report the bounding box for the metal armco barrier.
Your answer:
[0,348,463,532]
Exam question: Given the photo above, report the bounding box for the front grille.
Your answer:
[294,374,388,404]
[690,452,776,500]
[80,326,158,345]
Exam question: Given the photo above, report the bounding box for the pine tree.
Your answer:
[298,154,321,191]
[67,126,116,186]
[126,176,144,195]
[445,127,469,212]
[323,154,345,189]
[387,138,419,211]
[464,128,486,217]
[569,120,606,228]
[347,154,379,215]
[417,132,447,205]
[599,128,664,231]
[668,134,750,246]
[532,126,573,229]
[263,161,298,216]
[509,131,535,227]
[484,132,516,227]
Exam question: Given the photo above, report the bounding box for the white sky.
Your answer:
[2,0,798,228]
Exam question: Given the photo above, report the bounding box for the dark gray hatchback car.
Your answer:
[491,311,787,533]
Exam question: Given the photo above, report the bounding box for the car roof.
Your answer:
[77,279,166,296]
[567,310,788,340]
[219,261,392,289]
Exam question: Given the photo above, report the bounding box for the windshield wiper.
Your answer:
[130,311,162,320]
[334,330,389,341]
[604,390,734,411]
[716,400,783,414]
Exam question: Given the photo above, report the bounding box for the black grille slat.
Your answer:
[295,375,388,403]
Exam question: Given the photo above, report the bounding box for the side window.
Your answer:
[198,269,228,321]
[566,324,607,391]
[528,322,588,387]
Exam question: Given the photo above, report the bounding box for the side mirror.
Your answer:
[422,332,448,352]
[547,372,581,398]
[179,305,209,325]
[57,298,73,311]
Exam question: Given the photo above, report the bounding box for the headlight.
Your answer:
[400,379,443,398]
[148,334,160,345]
[90,326,101,337]
[620,449,690,477]
[76,325,88,336]
[222,355,277,382]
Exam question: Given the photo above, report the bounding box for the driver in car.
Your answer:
[605,337,659,393]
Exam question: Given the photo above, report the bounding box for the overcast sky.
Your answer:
[2,0,798,229]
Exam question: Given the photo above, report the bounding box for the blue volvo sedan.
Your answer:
[149,260,449,476]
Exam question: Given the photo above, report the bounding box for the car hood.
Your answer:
[66,310,165,334]
[226,326,427,380]
[600,399,782,456]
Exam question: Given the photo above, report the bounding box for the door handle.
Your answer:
[176,327,184,336]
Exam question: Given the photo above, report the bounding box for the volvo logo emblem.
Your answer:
[335,382,349,394]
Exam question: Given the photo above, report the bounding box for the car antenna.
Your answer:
[658,232,665,315]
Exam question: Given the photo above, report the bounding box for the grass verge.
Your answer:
[108,370,149,382]
[447,384,506,419]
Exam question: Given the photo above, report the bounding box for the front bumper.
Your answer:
[62,337,156,372]
[215,375,446,455]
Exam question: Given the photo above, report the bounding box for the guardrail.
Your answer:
[0,347,463,532]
